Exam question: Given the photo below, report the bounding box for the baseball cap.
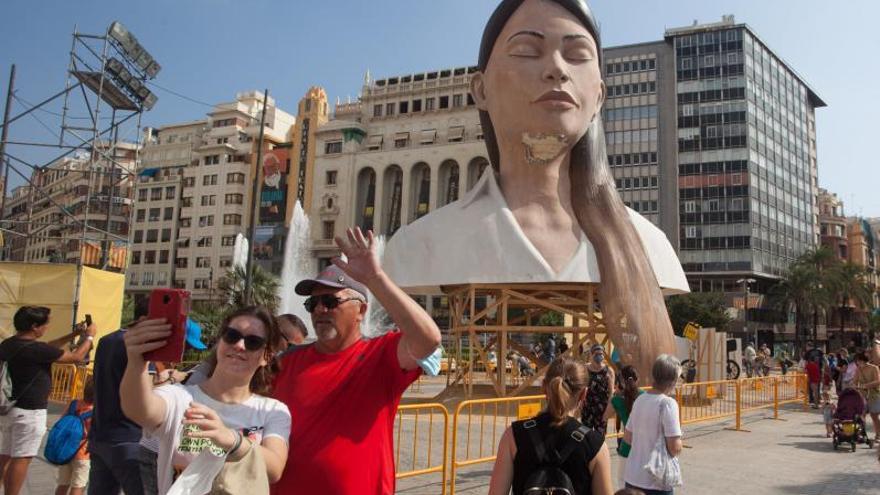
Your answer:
[185,318,208,351]
[294,265,369,299]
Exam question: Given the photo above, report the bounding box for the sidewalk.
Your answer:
[399,405,880,494]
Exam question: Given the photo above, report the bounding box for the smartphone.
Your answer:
[144,289,191,363]
[84,314,92,327]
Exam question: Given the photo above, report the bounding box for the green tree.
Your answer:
[121,294,135,326]
[665,292,733,335]
[218,264,280,312]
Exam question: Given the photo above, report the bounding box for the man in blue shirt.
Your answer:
[87,299,149,495]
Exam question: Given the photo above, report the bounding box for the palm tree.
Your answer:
[828,262,874,334]
[219,264,281,313]
[770,263,813,351]
[797,247,839,342]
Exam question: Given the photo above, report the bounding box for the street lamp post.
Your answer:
[737,278,757,346]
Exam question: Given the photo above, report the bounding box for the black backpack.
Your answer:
[521,419,590,495]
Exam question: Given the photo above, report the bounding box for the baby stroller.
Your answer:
[832,388,873,451]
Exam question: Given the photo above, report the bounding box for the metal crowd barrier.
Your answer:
[394,402,449,494]
[49,364,92,403]
[46,362,806,495]
[447,373,806,493]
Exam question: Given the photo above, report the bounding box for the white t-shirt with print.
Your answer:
[151,384,291,494]
[623,392,682,490]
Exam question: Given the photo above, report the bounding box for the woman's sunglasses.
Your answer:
[303,294,363,313]
[220,327,267,352]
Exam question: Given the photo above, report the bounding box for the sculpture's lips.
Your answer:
[534,90,578,107]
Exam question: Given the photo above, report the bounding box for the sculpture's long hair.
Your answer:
[477,0,676,376]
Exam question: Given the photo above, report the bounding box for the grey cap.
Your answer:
[294,265,368,299]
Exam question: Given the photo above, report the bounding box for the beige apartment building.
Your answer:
[3,142,138,270]
[126,91,295,302]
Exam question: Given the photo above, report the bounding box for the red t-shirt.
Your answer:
[271,331,420,495]
[806,361,820,383]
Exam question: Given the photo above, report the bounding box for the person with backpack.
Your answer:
[0,306,95,495]
[52,377,95,495]
[488,357,613,495]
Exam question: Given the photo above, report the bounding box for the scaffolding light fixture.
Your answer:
[107,21,161,79]
[104,57,158,111]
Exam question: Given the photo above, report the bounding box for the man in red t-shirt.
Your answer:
[805,357,821,409]
[272,227,442,494]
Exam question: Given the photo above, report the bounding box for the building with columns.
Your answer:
[310,67,489,271]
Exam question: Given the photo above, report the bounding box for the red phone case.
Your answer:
[144,289,190,363]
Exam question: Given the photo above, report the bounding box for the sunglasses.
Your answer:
[303,294,363,313]
[220,327,267,352]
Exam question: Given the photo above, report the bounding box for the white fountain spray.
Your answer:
[363,234,392,337]
[277,201,317,337]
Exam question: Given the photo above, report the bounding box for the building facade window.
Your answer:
[223,214,241,225]
[326,170,337,185]
[322,221,335,240]
[324,141,342,154]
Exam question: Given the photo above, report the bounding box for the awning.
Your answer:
[394,132,410,142]
[138,167,160,177]
[176,237,190,247]
[475,125,483,139]
[448,126,465,141]
[420,129,437,144]
[367,135,383,149]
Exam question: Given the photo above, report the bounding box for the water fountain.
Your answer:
[277,201,316,336]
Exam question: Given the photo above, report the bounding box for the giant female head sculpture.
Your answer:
[383,0,685,378]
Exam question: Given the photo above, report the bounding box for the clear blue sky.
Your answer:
[1,0,877,216]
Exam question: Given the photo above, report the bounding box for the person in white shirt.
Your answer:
[623,354,683,494]
[120,306,291,494]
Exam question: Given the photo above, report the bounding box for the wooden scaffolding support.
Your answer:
[443,283,609,397]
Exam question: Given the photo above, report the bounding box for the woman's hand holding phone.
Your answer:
[124,318,172,364]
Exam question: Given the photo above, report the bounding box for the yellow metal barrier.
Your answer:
[49,364,92,403]
[450,395,545,494]
[675,379,738,426]
[447,374,807,493]
[394,402,449,495]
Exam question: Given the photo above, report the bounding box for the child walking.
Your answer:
[821,392,835,438]
[54,378,94,495]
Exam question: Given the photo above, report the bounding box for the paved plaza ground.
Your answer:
[8,384,880,494]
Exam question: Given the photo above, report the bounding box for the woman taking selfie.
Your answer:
[120,306,291,494]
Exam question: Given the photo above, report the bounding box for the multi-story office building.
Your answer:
[127,91,295,302]
[609,16,825,336]
[2,142,138,270]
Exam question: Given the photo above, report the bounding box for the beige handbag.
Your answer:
[210,442,269,494]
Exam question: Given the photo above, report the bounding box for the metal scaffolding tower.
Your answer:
[0,21,161,327]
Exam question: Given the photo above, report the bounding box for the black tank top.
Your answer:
[511,413,605,495]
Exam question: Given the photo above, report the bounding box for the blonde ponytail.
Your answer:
[543,357,589,427]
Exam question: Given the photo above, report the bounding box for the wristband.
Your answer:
[227,429,243,457]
